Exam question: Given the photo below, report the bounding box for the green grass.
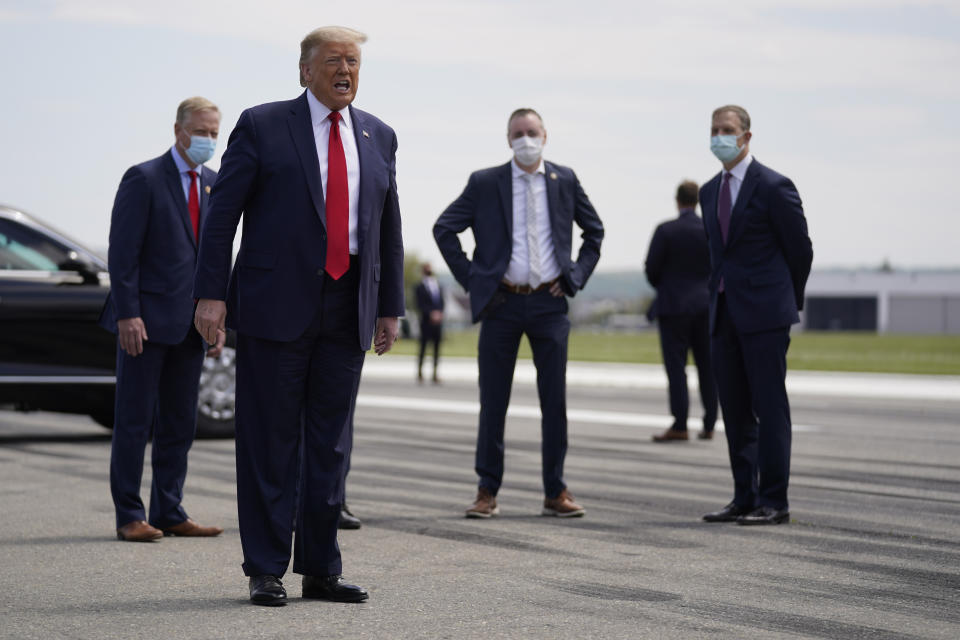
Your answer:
[389,329,960,375]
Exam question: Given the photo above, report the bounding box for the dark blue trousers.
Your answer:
[711,295,793,510]
[110,329,204,529]
[476,289,570,499]
[234,265,363,579]
[657,312,718,432]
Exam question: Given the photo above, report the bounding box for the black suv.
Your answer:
[0,204,235,437]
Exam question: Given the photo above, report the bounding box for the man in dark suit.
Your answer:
[699,105,813,526]
[193,26,403,606]
[434,108,603,520]
[100,97,225,543]
[414,262,444,383]
[645,180,718,443]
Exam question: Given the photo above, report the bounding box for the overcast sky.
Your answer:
[1,0,958,272]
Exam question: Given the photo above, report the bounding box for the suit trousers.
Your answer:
[657,312,718,432]
[417,321,442,378]
[711,294,793,510]
[110,329,204,529]
[476,289,570,499]
[234,264,364,578]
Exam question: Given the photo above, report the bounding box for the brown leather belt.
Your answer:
[499,278,557,295]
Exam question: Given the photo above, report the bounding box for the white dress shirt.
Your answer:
[306,89,360,254]
[169,145,203,205]
[503,158,561,286]
[423,275,441,303]
[721,153,753,209]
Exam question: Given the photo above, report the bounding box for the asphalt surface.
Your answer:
[1,356,958,639]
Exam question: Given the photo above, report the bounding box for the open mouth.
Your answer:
[334,80,351,94]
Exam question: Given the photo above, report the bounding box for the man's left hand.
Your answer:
[373,317,399,355]
[549,280,566,297]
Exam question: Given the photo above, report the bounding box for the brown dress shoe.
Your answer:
[697,430,714,440]
[542,489,585,517]
[652,428,689,442]
[117,520,163,542]
[465,487,499,518]
[162,518,223,537]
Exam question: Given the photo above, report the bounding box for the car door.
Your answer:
[0,216,115,412]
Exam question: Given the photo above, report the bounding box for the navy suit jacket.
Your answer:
[415,280,444,324]
[193,92,404,349]
[433,161,604,323]
[644,209,711,318]
[700,158,813,335]
[100,150,216,345]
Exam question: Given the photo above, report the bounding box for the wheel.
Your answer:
[196,341,236,439]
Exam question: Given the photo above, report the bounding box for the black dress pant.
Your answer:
[476,289,570,499]
[110,329,204,529]
[711,295,793,510]
[234,263,364,578]
[657,312,718,432]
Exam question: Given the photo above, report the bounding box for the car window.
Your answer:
[0,219,69,271]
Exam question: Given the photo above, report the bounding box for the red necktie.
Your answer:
[187,170,200,241]
[325,112,349,280]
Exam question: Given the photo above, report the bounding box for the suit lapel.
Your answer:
[288,92,326,228]
[350,105,372,256]
[163,151,197,248]
[199,166,214,245]
[725,160,760,249]
[543,161,562,240]
[496,162,512,236]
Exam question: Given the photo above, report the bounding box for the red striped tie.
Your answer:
[325,112,349,280]
[187,170,200,241]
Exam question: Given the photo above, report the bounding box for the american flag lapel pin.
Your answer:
[362,130,370,138]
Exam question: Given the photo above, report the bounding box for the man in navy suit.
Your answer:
[434,108,603,520]
[100,97,225,543]
[414,262,444,383]
[645,180,718,443]
[194,26,403,606]
[699,105,813,526]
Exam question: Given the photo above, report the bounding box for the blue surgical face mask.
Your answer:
[710,134,743,163]
[184,135,216,165]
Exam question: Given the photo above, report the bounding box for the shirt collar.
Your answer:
[169,145,195,174]
[306,89,353,132]
[511,157,545,178]
[724,153,753,182]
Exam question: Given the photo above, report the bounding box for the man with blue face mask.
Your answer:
[699,105,813,526]
[434,108,604,520]
[100,97,225,542]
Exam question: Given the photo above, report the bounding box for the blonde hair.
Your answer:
[712,105,751,132]
[176,97,219,125]
[299,26,368,87]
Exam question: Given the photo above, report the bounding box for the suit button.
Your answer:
[317,269,324,276]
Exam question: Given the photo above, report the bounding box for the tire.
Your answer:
[196,340,237,439]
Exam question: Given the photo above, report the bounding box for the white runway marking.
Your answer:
[355,395,821,432]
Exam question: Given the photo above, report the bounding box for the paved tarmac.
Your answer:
[1,356,958,639]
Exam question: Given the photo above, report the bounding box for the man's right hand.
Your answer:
[194,299,227,346]
[117,317,148,356]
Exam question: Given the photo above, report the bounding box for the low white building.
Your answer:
[804,269,960,334]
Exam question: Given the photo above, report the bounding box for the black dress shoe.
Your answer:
[249,575,287,606]
[338,503,362,530]
[302,575,368,603]
[702,502,753,522]
[737,506,790,525]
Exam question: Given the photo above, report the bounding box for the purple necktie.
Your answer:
[717,173,732,292]
[718,172,732,245]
